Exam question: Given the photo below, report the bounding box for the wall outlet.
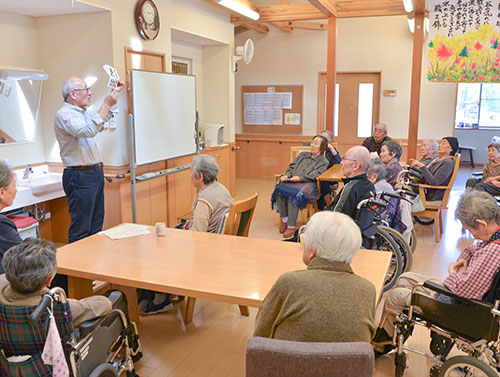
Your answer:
[45,212,51,220]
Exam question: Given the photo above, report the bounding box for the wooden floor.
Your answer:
[132,167,477,377]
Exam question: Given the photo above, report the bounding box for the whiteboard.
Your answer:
[131,70,197,165]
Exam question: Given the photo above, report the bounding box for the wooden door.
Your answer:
[317,72,381,149]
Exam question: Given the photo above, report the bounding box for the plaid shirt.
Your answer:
[443,227,500,299]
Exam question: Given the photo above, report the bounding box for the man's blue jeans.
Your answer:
[62,167,105,243]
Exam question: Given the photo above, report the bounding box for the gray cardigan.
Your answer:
[421,156,454,201]
[285,152,328,183]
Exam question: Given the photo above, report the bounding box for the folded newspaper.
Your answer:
[99,223,151,240]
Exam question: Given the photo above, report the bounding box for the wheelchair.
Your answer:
[0,287,142,377]
[386,270,500,377]
[354,197,405,291]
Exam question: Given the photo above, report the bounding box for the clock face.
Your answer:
[135,0,160,40]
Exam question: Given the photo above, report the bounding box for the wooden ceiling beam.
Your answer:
[268,22,293,33]
[239,22,269,34]
[308,0,337,17]
[234,25,250,34]
[283,21,327,30]
[414,0,426,12]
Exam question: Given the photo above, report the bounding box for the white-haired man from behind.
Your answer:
[254,211,376,342]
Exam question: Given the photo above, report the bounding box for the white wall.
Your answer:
[0,11,46,167]
[235,15,457,140]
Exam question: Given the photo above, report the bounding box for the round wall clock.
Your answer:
[135,0,160,40]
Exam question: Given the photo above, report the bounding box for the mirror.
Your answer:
[0,69,47,145]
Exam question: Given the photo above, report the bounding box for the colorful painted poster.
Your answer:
[428,0,500,82]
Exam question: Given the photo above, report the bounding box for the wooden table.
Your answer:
[57,225,391,324]
[317,164,344,182]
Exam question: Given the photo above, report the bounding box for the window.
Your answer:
[456,83,500,129]
[357,83,374,137]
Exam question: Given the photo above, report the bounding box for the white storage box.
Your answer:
[9,216,39,240]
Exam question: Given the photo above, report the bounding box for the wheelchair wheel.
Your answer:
[379,226,413,272]
[409,227,417,254]
[88,363,119,377]
[413,215,434,225]
[369,228,403,291]
[395,351,407,377]
[439,355,497,377]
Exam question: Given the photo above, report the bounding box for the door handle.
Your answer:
[232,146,241,151]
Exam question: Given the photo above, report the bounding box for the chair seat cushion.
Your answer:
[426,200,442,207]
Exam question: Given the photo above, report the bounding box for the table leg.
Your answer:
[110,284,140,325]
[184,297,196,325]
[67,276,93,299]
[238,305,249,316]
[470,149,475,168]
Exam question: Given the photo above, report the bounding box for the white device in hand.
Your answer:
[103,64,121,89]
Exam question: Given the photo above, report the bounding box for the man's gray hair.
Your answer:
[2,238,57,294]
[320,129,333,142]
[367,159,386,182]
[455,191,500,228]
[349,146,371,172]
[382,140,403,161]
[424,139,439,153]
[192,154,219,185]
[303,211,361,264]
[0,160,13,189]
[61,78,80,101]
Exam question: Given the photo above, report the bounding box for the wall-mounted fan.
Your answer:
[232,38,254,73]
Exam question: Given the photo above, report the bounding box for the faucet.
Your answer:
[23,164,33,179]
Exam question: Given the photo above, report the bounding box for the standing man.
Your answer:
[54,77,124,243]
[361,123,391,155]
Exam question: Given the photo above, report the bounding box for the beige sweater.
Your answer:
[190,181,233,233]
[0,274,111,327]
[254,258,376,343]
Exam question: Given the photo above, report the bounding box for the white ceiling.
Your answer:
[0,0,107,17]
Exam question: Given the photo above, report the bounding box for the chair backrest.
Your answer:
[290,146,309,162]
[439,153,461,208]
[0,301,75,376]
[246,337,374,377]
[224,193,258,237]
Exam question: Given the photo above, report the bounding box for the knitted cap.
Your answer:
[443,137,459,156]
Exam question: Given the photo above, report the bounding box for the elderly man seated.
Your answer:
[362,123,391,155]
[254,211,376,342]
[466,142,500,196]
[326,146,375,219]
[0,238,111,327]
[419,139,439,166]
[373,191,500,356]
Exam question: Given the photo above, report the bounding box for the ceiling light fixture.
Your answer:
[403,0,414,13]
[218,0,260,21]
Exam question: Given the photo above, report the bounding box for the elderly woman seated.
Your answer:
[271,135,328,238]
[373,191,500,356]
[408,137,458,201]
[0,238,111,327]
[419,139,439,166]
[367,159,394,194]
[254,211,376,342]
[379,140,403,187]
[0,161,22,274]
[466,142,500,196]
[184,154,233,233]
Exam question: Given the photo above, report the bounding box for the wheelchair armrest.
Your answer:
[472,172,483,177]
[418,184,448,190]
[416,280,493,310]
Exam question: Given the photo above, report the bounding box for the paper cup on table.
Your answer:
[155,222,166,236]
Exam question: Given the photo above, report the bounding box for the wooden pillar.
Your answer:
[407,12,425,160]
[326,16,337,133]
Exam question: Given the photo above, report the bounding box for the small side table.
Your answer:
[458,145,476,168]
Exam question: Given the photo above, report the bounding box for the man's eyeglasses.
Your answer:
[342,155,357,163]
[73,87,91,93]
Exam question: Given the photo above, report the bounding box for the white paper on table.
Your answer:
[281,92,292,109]
[103,64,121,89]
[99,223,151,240]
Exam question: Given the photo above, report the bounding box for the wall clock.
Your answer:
[135,0,160,40]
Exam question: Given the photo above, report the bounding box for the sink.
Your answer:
[18,172,63,196]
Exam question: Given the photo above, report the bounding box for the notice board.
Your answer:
[242,85,303,134]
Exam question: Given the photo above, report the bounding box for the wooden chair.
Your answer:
[412,153,461,242]
[290,146,310,161]
[184,193,259,324]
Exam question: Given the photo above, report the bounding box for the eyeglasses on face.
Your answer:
[72,87,91,93]
[342,155,357,163]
